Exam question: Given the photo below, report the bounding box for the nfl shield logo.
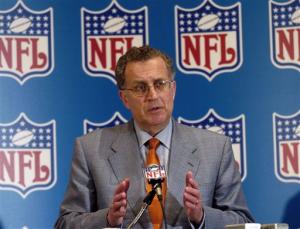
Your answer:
[178,109,247,181]
[84,111,127,134]
[0,2,54,85]
[270,0,300,71]
[175,0,243,81]
[81,1,148,83]
[273,111,300,183]
[0,113,57,198]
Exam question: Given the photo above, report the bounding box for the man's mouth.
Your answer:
[148,106,162,112]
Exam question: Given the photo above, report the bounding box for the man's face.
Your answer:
[119,57,176,135]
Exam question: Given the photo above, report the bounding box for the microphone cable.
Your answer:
[127,189,156,229]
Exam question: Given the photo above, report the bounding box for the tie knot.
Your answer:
[148,138,160,150]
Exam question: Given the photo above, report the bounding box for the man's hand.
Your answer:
[107,178,130,226]
[183,171,203,224]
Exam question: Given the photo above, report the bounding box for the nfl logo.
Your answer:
[0,113,57,198]
[175,0,243,81]
[84,111,127,134]
[273,111,300,183]
[269,0,300,71]
[178,109,247,181]
[0,2,54,85]
[81,1,148,83]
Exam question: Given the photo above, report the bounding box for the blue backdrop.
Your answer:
[0,0,300,228]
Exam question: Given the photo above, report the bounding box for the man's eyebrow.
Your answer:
[130,77,166,84]
[131,80,147,84]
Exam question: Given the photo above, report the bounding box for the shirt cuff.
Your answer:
[189,210,205,229]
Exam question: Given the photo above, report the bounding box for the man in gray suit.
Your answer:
[55,46,254,228]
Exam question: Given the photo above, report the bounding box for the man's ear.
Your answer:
[172,81,176,100]
[119,90,130,109]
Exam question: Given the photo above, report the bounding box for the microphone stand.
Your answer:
[126,189,156,229]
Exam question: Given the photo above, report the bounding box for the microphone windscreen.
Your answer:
[143,164,166,180]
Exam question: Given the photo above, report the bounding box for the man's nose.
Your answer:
[146,85,159,98]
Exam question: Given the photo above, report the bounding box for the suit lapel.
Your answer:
[165,121,201,225]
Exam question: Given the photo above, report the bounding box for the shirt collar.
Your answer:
[134,119,173,149]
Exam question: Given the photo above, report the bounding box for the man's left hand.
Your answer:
[183,171,203,224]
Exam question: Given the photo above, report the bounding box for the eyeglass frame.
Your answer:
[120,79,175,97]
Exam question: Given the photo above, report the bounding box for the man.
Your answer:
[55,46,254,228]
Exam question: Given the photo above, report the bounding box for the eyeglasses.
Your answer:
[121,79,174,97]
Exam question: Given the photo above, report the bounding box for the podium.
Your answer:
[261,224,289,229]
[226,224,261,229]
[225,223,289,229]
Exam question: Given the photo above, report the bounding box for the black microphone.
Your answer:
[143,164,166,201]
[143,189,156,205]
[148,178,163,201]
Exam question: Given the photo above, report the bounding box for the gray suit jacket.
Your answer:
[55,120,254,229]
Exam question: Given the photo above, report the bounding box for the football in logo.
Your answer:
[9,17,32,33]
[207,125,224,135]
[294,124,300,137]
[197,14,219,30]
[103,17,126,33]
[11,130,34,146]
[291,8,300,25]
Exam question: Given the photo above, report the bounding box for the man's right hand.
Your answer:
[107,178,130,227]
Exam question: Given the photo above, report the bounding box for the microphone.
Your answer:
[127,164,167,229]
[143,164,166,201]
[144,164,168,229]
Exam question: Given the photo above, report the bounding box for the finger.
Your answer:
[184,187,199,201]
[185,188,202,210]
[184,198,199,214]
[184,194,201,215]
[184,173,202,210]
[184,200,199,210]
[114,179,130,202]
[113,192,126,203]
[183,191,199,205]
[111,198,127,212]
[188,177,199,190]
[186,178,202,200]
[114,179,129,195]
[185,172,199,190]
[185,186,200,198]
[185,171,193,187]
[111,205,127,218]
[123,178,130,192]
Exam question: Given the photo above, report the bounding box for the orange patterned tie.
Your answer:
[145,138,167,229]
